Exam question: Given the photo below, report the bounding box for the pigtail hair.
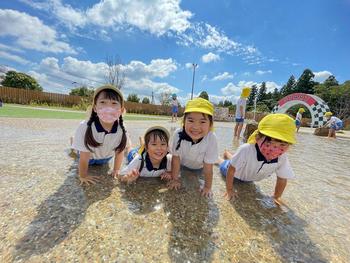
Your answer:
[115,115,127,153]
[175,126,185,150]
[84,111,101,152]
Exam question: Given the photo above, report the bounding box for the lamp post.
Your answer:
[190,63,198,100]
[253,96,257,121]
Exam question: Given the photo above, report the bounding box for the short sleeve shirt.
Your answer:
[170,128,218,169]
[296,112,302,121]
[235,98,247,118]
[120,153,172,177]
[229,143,295,181]
[72,120,123,160]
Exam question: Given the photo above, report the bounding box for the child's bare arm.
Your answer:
[273,177,287,199]
[201,163,213,197]
[119,169,140,183]
[167,156,181,189]
[79,152,100,185]
[224,165,237,200]
[112,150,124,178]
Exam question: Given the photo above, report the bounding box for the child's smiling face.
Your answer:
[146,135,168,164]
[184,112,211,142]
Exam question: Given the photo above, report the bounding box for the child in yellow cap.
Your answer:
[119,126,172,183]
[295,108,305,132]
[322,112,343,138]
[71,85,127,185]
[168,97,218,197]
[218,113,296,205]
[234,87,251,138]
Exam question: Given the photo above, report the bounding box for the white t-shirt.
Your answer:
[229,143,295,181]
[296,112,302,121]
[170,128,218,169]
[72,120,124,160]
[329,116,342,125]
[235,97,247,118]
[120,153,172,177]
[171,99,179,107]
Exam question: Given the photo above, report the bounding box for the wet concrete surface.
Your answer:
[0,117,350,262]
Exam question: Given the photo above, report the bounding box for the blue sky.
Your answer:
[0,0,349,105]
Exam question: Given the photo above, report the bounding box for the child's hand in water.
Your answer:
[224,189,238,200]
[160,172,172,181]
[167,178,181,190]
[119,169,139,184]
[200,186,213,198]
[79,175,101,186]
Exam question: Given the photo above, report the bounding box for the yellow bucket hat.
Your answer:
[298,108,305,113]
[138,126,170,154]
[241,87,251,98]
[93,84,124,107]
[184,97,214,116]
[324,112,333,117]
[247,113,296,144]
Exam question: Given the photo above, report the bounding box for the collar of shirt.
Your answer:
[179,129,203,145]
[95,118,118,134]
[255,143,278,164]
[145,153,167,171]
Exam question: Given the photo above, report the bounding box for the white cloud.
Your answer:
[23,0,192,36]
[185,63,193,69]
[313,70,332,82]
[221,80,281,96]
[212,72,234,81]
[0,43,24,53]
[201,52,220,63]
[256,70,272,75]
[0,50,29,65]
[29,56,180,95]
[0,9,76,54]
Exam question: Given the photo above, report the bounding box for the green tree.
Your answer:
[257,82,267,102]
[1,70,42,91]
[69,86,94,97]
[127,93,140,103]
[247,84,258,107]
[323,75,339,87]
[295,69,316,94]
[218,100,232,107]
[142,97,150,104]
[198,91,209,100]
[272,87,281,101]
[280,75,296,97]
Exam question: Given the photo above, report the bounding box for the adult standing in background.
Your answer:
[234,87,251,138]
[171,93,179,122]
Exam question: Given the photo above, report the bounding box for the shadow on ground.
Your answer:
[13,162,116,261]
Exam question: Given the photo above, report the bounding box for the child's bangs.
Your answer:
[98,90,121,102]
[147,130,169,144]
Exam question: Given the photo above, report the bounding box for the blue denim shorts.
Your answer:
[219,160,250,183]
[88,157,112,165]
[172,106,178,113]
[295,120,301,126]
[235,117,244,123]
[331,122,343,130]
[127,147,139,163]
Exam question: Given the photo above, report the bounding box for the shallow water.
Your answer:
[0,118,349,262]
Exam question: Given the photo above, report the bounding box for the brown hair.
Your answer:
[84,89,127,153]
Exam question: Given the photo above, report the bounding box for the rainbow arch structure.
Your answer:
[272,93,330,127]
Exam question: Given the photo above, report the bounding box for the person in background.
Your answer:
[234,87,251,139]
[295,108,305,132]
[323,112,343,138]
[171,94,179,122]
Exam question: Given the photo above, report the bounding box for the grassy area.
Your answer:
[0,104,169,121]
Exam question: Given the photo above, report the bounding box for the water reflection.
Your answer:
[13,163,115,261]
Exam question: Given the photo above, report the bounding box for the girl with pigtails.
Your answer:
[71,85,127,185]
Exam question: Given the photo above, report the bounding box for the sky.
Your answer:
[0,0,349,105]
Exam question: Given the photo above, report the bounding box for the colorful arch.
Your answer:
[272,93,330,127]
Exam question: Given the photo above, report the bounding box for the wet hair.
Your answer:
[139,129,169,172]
[175,112,213,150]
[84,89,127,153]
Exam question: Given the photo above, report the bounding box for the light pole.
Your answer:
[253,96,257,121]
[190,63,198,100]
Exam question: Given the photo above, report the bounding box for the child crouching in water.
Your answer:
[219,113,296,205]
[168,97,218,198]
[71,85,127,185]
[119,126,172,183]
[323,112,343,138]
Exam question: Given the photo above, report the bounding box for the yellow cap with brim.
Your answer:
[247,113,296,144]
[138,126,170,154]
[184,97,214,116]
[93,84,124,107]
[241,87,251,98]
[324,112,333,117]
[298,108,305,113]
